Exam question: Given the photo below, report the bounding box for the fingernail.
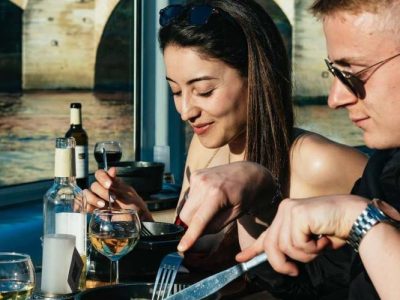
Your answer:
[105,181,112,188]
[97,201,105,207]
[177,241,187,252]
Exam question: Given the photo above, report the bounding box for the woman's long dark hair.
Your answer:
[159,0,293,196]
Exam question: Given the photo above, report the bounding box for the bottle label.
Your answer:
[70,108,82,125]
[75,145,88,179]
[55,148,74,177]
[56,212,87,255]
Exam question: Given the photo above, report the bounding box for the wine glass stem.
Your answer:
[109,259,119,284]
[115,260,119,284]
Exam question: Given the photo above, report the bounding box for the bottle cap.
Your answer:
[70,103,81,108]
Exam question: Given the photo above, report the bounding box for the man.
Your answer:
[177,0,400,299]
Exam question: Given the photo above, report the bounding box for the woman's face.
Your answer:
[163,45,248,149]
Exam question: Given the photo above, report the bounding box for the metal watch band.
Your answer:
[347,203,382,252]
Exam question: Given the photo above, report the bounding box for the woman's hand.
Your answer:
[177,161,276,252]
[85,167,153,221]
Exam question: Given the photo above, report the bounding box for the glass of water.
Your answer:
[0,252,35,299]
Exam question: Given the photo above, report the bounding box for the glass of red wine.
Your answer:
[94,141,123,168]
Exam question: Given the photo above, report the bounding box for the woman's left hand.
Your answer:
[85,167,153,221]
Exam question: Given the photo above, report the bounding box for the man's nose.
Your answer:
[327,77,359,109]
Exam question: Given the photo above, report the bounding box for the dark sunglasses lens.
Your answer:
[347,76,366,99]
[159,5,183,27]
[325,60,366,98]
[334,71,357,96]
[189,5,214,25]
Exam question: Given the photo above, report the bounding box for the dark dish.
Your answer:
[76,282,220,300]
[140,221,184,241]
[97,161,164,196]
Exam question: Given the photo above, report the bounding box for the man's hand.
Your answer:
[237,195,368,276]
[177,161,276,252]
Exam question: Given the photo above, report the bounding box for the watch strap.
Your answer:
[347,202,383,252]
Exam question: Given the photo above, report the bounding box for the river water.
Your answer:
[0,91,364,187]
[0,91,134,186]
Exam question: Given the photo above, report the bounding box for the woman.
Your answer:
[87,0,367,271]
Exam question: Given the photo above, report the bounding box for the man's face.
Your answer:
[324,11,400,149]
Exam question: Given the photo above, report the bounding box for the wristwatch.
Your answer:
[347,198,400,252]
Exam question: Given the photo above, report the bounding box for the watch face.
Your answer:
[373,199,400,221]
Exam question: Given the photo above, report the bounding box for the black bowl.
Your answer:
[98,161,164,196]
[140,221,184,241]
[76,282,220,300]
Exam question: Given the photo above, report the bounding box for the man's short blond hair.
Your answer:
[310,0,398,17]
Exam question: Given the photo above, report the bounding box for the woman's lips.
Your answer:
[352,117,369,128]
[192,123,212,135]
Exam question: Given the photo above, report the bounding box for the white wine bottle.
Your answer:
[43,137,87,292]
[65,103,89,189]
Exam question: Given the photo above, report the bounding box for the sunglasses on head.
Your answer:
[159,4,228,27]
[325,52,400,99]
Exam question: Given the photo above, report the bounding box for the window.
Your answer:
[291,0,363,146]
[0,0,139,188]
[256,0,363,146]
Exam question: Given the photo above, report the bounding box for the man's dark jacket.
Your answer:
[249,149,400,299]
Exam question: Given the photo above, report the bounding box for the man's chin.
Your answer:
[363,134,400,150]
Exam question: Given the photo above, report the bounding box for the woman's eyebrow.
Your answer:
[166,76,218,85]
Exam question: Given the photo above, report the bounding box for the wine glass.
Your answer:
[89,209,141,284]
[0,252,35,300]
[94,141,123,168]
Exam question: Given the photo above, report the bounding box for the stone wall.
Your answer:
[22,0,119,90]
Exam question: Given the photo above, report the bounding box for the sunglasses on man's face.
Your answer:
[159,4,225,27]
[325,52,400,99]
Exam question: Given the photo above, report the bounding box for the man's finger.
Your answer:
[236,231,266,262]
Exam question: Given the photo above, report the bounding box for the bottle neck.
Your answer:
[54,147,76,178]
[70,108,82,125]
[53,176,76,185]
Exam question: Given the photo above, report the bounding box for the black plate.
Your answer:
[76,282,220,300]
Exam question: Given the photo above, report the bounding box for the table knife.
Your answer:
[165,253,268,300]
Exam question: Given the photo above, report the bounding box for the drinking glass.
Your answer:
[94,141,122,167]
[0,252,35,300]
[89,209,141,284]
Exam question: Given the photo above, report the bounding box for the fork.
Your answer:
[151,252,184,300]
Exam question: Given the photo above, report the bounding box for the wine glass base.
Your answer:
[33,290,79,300]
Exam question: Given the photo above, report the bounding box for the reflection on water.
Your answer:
[0,91,133,186]
[0,92,364,187]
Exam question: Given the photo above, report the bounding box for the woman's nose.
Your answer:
[327,77,359,109]
[180,95,200,121]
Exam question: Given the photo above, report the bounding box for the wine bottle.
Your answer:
[65,103,89,189]
[43,137,87,291]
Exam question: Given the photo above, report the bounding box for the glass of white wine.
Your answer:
[89,209,141,284]
[0,252,35,299]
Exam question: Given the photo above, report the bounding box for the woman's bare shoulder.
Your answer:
[290,131,368,195]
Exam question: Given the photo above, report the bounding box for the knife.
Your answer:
[165,253,268,300]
